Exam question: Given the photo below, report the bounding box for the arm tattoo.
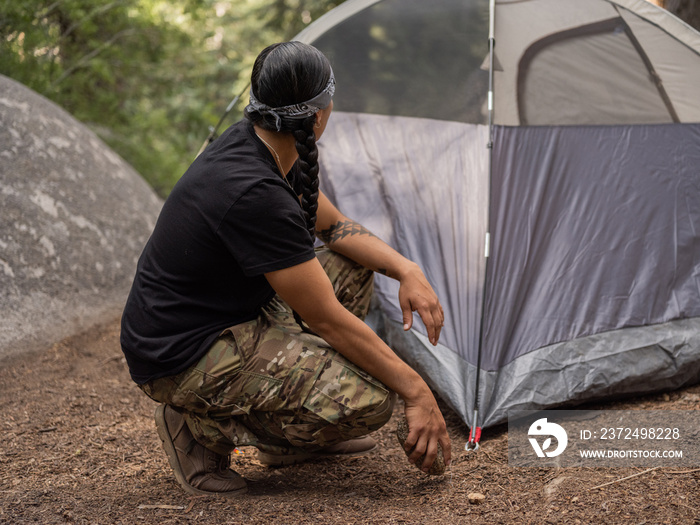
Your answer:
[317,219,378,244]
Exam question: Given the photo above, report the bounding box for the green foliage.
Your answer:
[0,0,342,196]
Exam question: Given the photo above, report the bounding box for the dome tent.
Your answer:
[293,0,700,447]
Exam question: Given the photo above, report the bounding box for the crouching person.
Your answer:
[120,41,451,497]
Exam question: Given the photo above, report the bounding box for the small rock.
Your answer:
[468,492,485,504]
[395,416,446,475]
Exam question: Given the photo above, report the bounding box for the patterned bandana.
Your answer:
[247,69,335,131]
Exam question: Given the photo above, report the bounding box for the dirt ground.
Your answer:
[1,318,699,525]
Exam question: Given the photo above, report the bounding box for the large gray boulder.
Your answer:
[0,74,162,359]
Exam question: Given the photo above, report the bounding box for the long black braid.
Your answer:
[293,115,320,238]
[292,115,321,333]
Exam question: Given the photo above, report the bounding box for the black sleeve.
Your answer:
[217,180,315,276]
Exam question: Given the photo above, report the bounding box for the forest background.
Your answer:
[1,0,699,198]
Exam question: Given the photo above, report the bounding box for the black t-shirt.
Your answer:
[120,119,316,384]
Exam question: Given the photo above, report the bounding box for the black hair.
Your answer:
[244,41,332,240]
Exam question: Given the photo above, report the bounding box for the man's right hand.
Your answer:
[401,387,452,472]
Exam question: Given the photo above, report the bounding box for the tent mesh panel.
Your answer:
[311,0,490,124]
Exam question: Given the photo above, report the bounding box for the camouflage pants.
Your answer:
[140,248,396,456]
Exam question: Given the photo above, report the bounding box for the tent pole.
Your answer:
[466,0,496,452]
[196,83,250,158]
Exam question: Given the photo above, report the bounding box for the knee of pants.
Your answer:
[332,389,396,434]
[360,390,397,430]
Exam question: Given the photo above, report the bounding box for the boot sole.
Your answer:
[154,404,248,497]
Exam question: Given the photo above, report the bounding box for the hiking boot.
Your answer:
[257,435,377,467]
[154,404,247,497]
